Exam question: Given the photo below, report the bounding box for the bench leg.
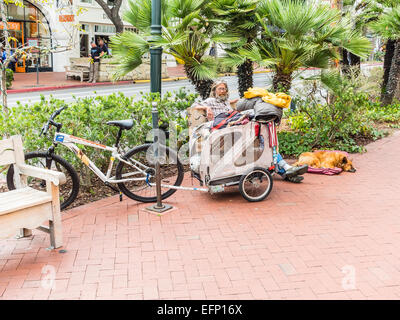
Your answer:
[17,228,32,238]
[48,183,63,249]
[49,219,62,248]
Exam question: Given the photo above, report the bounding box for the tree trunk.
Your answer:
[395,78,400,102]
[237,59,253,97]
[381,39,395,98]
[94,0,124,34]
[340,48,350,75]
[111,14,124,33]
[0,0,11,115]
[348,52,361,76]
[382,39,400,106]
[1,69,7,114]
[184,65,213,100]
[272,70,292,93]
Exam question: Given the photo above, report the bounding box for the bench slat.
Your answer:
[0,187,52,216]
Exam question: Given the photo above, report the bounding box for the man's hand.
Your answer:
[230,98,239,104]
[206,107,214,121]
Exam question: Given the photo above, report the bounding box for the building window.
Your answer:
[94,24,116,34]
[7,3,25,20]
[80,0,92,4]
[124,27,138,34]
[2,0,53,72]
[81,24,89,32]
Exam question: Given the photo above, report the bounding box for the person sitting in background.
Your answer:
[191,80,308,183]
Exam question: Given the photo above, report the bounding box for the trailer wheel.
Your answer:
[239,167,273,202]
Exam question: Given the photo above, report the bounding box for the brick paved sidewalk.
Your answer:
[1,130,400,300]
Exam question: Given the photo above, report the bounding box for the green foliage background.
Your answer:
[0,89,197,184]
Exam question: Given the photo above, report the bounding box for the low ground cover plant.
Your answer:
[278,68,399,157]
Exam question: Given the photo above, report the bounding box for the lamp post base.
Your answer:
[145,203,173,213]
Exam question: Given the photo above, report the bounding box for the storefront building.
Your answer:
[1,0,53,72]
[1,0,137,73]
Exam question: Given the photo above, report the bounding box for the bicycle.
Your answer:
[7,106,184,210]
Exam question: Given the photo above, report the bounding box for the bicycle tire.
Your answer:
[7,152,80,210]
[116,144,184,203]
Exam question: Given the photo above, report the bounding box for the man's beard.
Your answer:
[216,94,228,101]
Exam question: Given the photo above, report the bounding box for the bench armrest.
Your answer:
[17,164,67,186]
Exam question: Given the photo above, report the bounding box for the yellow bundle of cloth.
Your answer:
[243,87,291,109]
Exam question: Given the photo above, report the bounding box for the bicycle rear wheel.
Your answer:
[116,144,184,203]
[7,152,80,210]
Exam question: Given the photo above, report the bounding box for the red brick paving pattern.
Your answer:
[1,131,400,300]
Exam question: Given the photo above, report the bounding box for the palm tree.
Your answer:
[238,0,371,92]
[206,0,259,97]
[110,0,238,99]
[371,5,400,105]
[341,0,396,84]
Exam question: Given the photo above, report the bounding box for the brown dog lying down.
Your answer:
[294,151,356,172]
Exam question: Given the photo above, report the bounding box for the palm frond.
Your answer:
[123,0,152,32]
[238,44,263,63]
[371,5,400,39]
[221,52,246,68]
[109,32,150,79]
[188,56,218,80]
[211,32,242,44]
[340,32,372,59]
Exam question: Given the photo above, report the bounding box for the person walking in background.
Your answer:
[88,41,101,83]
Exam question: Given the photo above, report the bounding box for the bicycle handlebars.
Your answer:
[40,106,67,136]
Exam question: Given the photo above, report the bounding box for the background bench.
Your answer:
[65,65,89,82]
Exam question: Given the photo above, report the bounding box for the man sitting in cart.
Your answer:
[192,80,308,183]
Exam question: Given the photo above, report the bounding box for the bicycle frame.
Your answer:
[52,132,151,184]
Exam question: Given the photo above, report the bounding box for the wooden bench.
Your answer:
[0,135,66,249]
[64,65,89,82]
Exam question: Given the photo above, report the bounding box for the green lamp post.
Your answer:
[150,0,162,94]
[147,0,173,213]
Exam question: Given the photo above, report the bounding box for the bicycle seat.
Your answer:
[106,119,134,130]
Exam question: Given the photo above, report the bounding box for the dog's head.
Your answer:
[340,155,356,172]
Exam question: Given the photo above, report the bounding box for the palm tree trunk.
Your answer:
[184,65,213,99]
[340,48,350,75]
[348,52,361,76]
[272,70,292,93]
[1,69,7,114]
[381,39,395,98]
[237,59,253,97]
[382,39,400,106]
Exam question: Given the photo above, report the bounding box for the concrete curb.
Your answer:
[7,62,383,94]
[7,76,190,94]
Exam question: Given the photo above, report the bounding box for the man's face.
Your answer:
[99,40,104,46]
[91,43,96,48]
[215,84,228,100]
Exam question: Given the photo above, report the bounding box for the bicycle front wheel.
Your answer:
[6,152,80,210]
[116,144,184,203]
